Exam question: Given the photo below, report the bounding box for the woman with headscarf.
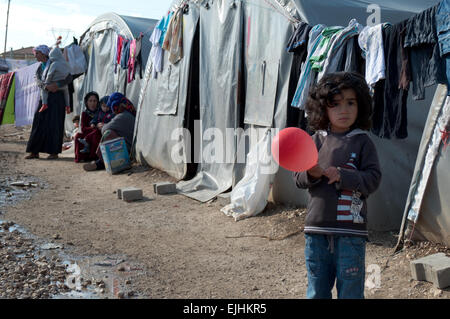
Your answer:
[73,91,100,163]
[25,45,72,160]
[83,92,136,171]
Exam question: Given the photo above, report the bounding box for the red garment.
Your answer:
[74,111,97,162]
[116,35,125,73]
[0,72,15,123]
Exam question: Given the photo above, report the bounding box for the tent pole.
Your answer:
[3,0,11,58]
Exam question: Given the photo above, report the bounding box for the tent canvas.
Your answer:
[76,13,158,116]
[133,0,447,236]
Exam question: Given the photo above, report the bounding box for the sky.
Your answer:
[0,0,174,53]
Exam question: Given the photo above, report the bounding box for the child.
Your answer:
[293,72,382,299]
[79,95,114,154]
[38,47,71,114]
[74,92,99,162]
[62,115,80,150]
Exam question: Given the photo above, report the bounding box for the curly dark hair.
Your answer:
[305,72,372,132]
[83,91,100,109]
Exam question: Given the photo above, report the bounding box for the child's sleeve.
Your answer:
[293,171,323,189]
[292,133,323,189]
[336,137,382,198]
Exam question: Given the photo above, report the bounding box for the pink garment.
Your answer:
[127,39,137,83]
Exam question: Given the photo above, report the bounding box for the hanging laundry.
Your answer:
[404,4,447,100]
[127,39,137,83]
[291,24,326,109]
[309,26,344,72]
[120,39,131,70]
[317,19,363,80]
[127,36,144,83]
[358,24,386,87]
[134,35,144,80]
[13,63,40,127]
[149,22,163,78]
[115,35,125,73]
[286,22,313,62]
[1,75,15,125]
[159,11,174,47]
[0,72,15,124]
[162,7,184,65]
[286,22,312,128]
[435,0,450,95]
[372,22,409,139]
[334,35,365,75]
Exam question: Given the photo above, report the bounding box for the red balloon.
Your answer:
[271,127,318,172]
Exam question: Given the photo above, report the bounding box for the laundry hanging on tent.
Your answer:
[291,24,325,109]
[115,35,125,73]
[371,22,409,139]
[162,6,184,65]
[14,63,40,127]
[149,20,164,78]
[159,11,174,47]
[1,75,15,125]
[404,4,447,101]
[287,1,449,139]
[291,19,364,109]
[127,34,144,83]
[358,24,386,88]
[435,0,450,96]
[0,71,15,124]
[120,39,131,70]
[316,19,363,81]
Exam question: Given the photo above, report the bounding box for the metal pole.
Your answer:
[3,0,11,58]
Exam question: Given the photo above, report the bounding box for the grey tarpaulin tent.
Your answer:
[395,85,450,249]
[133,0,446,233]
[75,13,158,115]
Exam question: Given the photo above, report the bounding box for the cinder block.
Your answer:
[410,253,450,289]
[121,187,143,202]
[153,182,177,195]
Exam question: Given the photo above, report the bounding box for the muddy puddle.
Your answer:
[0,176,145,299]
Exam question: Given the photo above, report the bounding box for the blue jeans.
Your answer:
[304,234,366,299]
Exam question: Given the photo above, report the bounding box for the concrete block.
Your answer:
[410,253,450,289]
[120,187,143,202]
[153,182,177,195]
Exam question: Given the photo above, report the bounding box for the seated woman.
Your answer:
[83,92,136,171]
[74,91,100,163]
[79,95,114,155]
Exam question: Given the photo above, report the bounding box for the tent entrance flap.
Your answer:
[177,0,243,202]
[396,85,450,249]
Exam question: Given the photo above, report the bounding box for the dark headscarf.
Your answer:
[84,91,100,118]
[99,95,110,106]
[107,92,136,116]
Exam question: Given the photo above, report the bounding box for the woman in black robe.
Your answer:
[25,45,72,160]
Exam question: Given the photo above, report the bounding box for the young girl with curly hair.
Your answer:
[293,72,382,299]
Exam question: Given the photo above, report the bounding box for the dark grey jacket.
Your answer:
[293,129,382,238]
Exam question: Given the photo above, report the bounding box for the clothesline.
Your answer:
[287,1,448,140]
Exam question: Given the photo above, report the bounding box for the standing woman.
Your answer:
[25,45,72,160]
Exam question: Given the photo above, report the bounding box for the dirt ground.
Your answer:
[1,123,450,299]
